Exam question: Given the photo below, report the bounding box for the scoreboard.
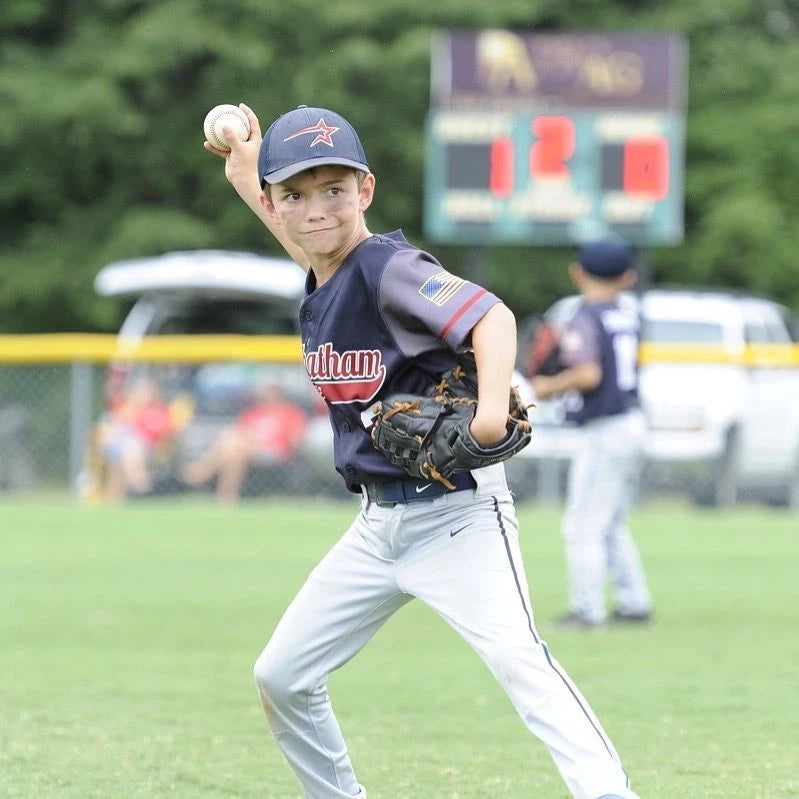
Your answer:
[423,31,687,246]
[424,108,684,245]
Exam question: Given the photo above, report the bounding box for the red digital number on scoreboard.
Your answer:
[488,115,577,197]
[485,116,671,200]
[489,137,514,198]
[529,115,575,180]
[623,136,669,199]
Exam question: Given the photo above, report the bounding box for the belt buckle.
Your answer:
[369,483,398,507]
[374,487,397,507]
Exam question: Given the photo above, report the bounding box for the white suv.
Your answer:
[514,288,799,508]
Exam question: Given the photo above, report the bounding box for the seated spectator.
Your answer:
[97,376,180,502]
[180,381,308,502]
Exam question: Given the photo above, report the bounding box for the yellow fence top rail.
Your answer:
[639,341,799,368]
[0,334,797,367]
[0,334,304,363]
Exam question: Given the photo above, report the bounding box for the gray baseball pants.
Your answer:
[253,489,638,799]
[563,409,651,624]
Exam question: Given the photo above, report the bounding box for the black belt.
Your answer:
[362,472,476,507]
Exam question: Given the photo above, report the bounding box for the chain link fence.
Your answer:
[0,361,585,504]
[0,364,67,493]
[0,342,351,504]
[1,336,797,509]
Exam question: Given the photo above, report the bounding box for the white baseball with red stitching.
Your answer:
[203,104,250,151]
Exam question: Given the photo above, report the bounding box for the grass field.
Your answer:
[1,495,797,799]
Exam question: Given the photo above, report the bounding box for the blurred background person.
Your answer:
[97,375,179,503]
[180,381,308,503]
[531,235,653,629]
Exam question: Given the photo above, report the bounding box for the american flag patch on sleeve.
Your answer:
[418,272,466,306]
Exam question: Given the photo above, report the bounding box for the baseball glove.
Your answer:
[370,352,532,488]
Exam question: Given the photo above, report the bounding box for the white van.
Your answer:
[514,288,799,508]
[94,249,314,437]
[94,249,306,337]
[89,250,341,498]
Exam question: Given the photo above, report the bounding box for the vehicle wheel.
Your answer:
[711,427,741,508]
[714,428,740,507]
[786,449,799,512]
[691,428,740,508]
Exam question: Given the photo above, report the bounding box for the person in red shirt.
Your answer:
[180,381,308,502]
[99,376,176,501]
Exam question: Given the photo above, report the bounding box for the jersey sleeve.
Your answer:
[378,248,501,353]
[559,309,600,367]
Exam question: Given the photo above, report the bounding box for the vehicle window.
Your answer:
[191,361,315,416]
[761,309,792,343]
[152,299,298,336]
[743,320,770,343]
[741,302,792,343]
[642,319,724,343]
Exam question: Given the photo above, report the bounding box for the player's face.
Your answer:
[266,167,375,265]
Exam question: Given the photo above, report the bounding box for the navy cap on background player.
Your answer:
[258,105,370,187]
[578,234,632,277]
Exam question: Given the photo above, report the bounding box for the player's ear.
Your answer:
[359,173,375,212]
[259,190,279,223]
[620,269,638,289]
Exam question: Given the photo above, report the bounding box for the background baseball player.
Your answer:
[205,102,639,799]
[532,236,653,629]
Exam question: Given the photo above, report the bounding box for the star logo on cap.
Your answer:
[283,118,340,148]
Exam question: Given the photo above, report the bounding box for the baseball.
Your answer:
[203,104,250,151]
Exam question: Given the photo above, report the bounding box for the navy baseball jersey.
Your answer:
[559,299,640,426]
[300,230,500,491]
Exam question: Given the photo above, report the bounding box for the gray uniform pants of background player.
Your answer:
[253,489,639,799]
[563,409,652,624]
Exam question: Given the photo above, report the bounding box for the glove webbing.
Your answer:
[381,396,464,489]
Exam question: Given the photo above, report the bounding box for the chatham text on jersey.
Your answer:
[304,341,387,404]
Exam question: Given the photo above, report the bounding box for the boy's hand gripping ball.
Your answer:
[203,104,251,151]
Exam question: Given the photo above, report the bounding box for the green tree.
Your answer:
[1,0,798,332]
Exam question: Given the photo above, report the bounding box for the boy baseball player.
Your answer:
[531,236,653,628]
[205,103,639,799]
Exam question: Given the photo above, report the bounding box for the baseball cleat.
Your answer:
[611,610,652,624]
[554,612,605,630]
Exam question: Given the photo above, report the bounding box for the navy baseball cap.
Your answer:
[258,105,369,187]
[578,234,632,277]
